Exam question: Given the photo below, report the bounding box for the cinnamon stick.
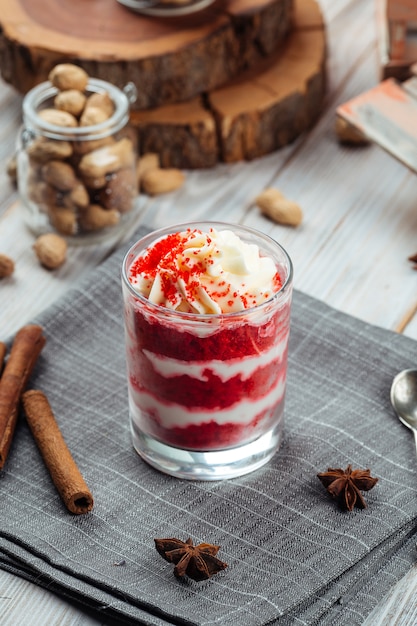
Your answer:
[22,389,94,514]
[0,324,46,469]
[0,342,6,374]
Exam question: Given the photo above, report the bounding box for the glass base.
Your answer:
[130,419,283,480]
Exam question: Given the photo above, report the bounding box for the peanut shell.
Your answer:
[141,168,185,195]
[48,64,89,92]
[38,108,78,128]
[54,89,87,117]
[79,106,111,127]
[48,206,78,235]
[256,188,303,227]
[33,233,67,270]
[78,138,135,180]
[78,204,120,231]
[0,253,14,278]
[27,137,73,163]
[65,183,90,209]
[99,168,137,213]
[85,92,115,118]
[72,136,115,156]
[7,155,17,184]
[41,161,78,191]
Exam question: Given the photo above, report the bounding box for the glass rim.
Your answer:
[22,78,130,140]
[121,220,293,321]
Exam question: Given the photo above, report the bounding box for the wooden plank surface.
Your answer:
[0,0,417,624]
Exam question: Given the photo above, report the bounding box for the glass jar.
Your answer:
[17,78,139,245]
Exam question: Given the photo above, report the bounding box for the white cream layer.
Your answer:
[142,333,289,383]
[129,373,286,428]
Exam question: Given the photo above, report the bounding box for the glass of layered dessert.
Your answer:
[121,221,293,480]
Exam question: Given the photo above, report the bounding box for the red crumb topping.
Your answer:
[129,230,208,306]
[129,229,284,311]
[130,232,185,280]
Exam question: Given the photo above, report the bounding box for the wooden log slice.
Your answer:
[132,98,219,168]
[0,0,293,110]
[131,0,326,167]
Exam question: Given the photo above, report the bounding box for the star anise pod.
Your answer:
[317,464,378,511]
[154,537,227,581]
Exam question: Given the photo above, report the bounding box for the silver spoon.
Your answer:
[390,369,417,458]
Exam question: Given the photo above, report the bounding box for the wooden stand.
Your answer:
[132,0,326,166]
[0,0,326,167]
[0,0,293,109]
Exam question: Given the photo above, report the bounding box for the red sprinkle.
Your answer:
[129,229,284,310]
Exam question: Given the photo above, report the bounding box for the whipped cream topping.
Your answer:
[128,228,282,314]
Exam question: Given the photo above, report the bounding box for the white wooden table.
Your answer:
[1,0,417,624]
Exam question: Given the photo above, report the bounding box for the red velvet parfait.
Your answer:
[122,222,293,480]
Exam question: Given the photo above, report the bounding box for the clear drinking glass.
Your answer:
[121,221,293,480]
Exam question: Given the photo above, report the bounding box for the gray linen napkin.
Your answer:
[1,226,417,626]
